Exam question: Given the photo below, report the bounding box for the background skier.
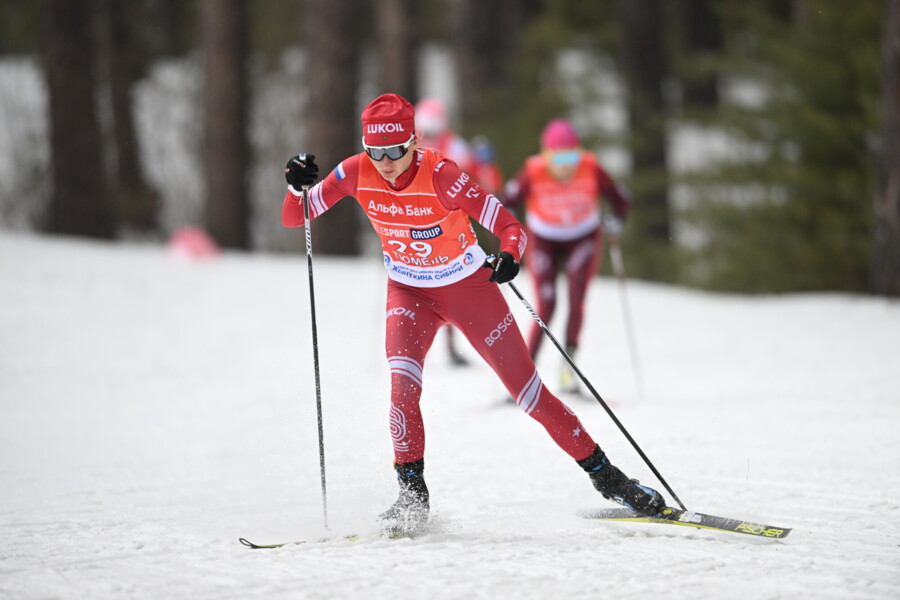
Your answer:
[504,118,631,392]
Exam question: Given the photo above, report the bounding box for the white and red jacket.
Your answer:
[282,148,526,287]
[504,152,630,242]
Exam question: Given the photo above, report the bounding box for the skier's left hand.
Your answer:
[485,252,519,284]
[602,214,623,237]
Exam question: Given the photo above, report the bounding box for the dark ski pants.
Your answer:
[525,230,601,359]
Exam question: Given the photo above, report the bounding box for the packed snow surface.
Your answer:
[1,233,898,599]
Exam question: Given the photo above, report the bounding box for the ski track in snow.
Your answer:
[1,233,898,599]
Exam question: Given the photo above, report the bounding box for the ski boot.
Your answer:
[577,445,665,516]
[449,350,470,367]
[379,458,430,536]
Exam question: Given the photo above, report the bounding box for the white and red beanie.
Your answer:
[361,93,415,146]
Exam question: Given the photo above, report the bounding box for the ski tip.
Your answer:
[239,534,361,549]
[239,537,288,549]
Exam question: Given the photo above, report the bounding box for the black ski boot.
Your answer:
[577,445,665,516]
[379,458,430,535]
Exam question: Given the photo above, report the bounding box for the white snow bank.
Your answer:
[1,232,898,599]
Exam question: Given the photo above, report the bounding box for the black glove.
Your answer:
[485,251,519,284]
[285,154,319,188]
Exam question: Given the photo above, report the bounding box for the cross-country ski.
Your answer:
[238,534,360,549]
[580,507,792,539]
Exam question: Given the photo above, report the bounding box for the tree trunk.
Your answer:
[617,0,672,279]
[97,0,159,233]
[676,0,723,109]
[306,0,363,256]
[201,0,250,249]
[145,0,192,59]
[450,0,492,128]
[873,0,900,295]
[449,0,532,132]
[39,0,115,239]
[376,0,417,100]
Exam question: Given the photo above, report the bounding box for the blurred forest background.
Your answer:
[1,0,898,295]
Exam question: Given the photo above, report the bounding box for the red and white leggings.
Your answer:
[525,230,601,358]
[384,268,598,464]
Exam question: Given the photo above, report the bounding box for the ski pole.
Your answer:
[608,237,645,400]
[301,180,329,529]
[489,258,686,511]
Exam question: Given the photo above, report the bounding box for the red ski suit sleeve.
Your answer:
[281,154,527,262]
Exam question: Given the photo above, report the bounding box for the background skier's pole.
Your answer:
[608,237,645,400]
[497,268,686,511]
[302,182,328,529]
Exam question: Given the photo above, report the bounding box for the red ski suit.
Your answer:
[505,152,630,357]
[282,148,598,464]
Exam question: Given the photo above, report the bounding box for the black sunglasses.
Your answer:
[363,135,415,161]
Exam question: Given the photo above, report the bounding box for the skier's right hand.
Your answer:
[485,252,520,284]
[285,154,319,189]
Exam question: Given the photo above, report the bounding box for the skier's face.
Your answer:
[367,137,418,185]
[544,148,581,181]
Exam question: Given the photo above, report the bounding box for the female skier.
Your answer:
[281,94,663,534]
[504,119,630,392]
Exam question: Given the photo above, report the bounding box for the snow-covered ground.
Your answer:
[1,232,898,599]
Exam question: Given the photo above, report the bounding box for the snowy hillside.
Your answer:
[1,232,898,599]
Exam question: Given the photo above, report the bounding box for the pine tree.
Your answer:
[684,1,882,292]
